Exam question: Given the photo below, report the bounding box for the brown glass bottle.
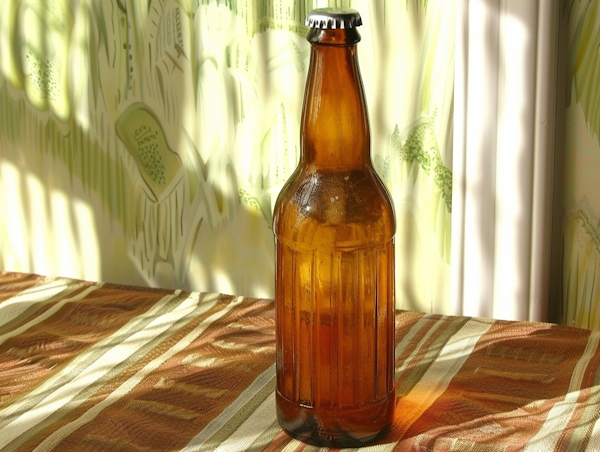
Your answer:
[273,8,396,448]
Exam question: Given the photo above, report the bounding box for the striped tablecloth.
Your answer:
[1,272,600,451]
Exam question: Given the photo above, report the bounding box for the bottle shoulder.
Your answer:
[273,166,395,250]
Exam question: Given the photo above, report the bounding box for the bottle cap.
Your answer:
[305,8,362,30]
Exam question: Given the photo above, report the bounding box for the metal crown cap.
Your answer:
[305,8,362,30]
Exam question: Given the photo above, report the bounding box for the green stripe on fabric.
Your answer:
[0,277,86,336]
[247,420,282,451]
[27,294,239,452]
[182,363,276,452]
[190,371,276,452]
[585,403,600,452]
[0,281,101,345]
[333,439,400,452]
[280,439,303,452]
[523,391,582,451]
[571,331,600,392]
[210,392,277,452]
[396,315,471,397]
[5,292,224,452]
[565,386,600,452]
[0,290,187,445]
[394,317,495,439]
[524,331,600,452]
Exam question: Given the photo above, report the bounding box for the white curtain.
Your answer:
[451,0,559,321]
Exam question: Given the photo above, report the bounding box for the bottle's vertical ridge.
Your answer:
[275,240,283,392]
[388,241,396,392]
[357,249,364,402]
[335,251,342,408]
[311,249,317,408]
[374,246,380,398]
[300,247,313,406]
[354,248,361,404]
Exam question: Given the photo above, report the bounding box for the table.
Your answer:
[1,271,599,451]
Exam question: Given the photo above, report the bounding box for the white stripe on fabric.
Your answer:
[524,330,600,452]
[339,441,400,452]
[182,363,276,451]
[0,281,101,346]
[0,277,73,325]
[211,392,277,452]
[0,290,196,451]
[523,388,585,452]
[570,331,600,392]
[280,439,302,452]
[585,407,600,452]
[395,315,448,376]
[0,291,184,429]
[394,317,494,438]
[30,294,240,452]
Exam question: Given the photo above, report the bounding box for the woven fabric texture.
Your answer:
[0,272,599,451]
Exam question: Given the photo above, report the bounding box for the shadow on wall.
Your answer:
[0,1,290,297]
[0,0,457,314]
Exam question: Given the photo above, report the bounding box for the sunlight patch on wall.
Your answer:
[25,172,49,273]
[73,199,101,281]
[0,0,455,313]
[1,161,28,272]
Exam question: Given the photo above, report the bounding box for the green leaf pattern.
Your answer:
[562,0,600,328]
[0,0,454,311]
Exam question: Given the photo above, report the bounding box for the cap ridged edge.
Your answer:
[305,8,362,29]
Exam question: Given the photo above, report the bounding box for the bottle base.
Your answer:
[276,391,394,448]
[280,423,391,448]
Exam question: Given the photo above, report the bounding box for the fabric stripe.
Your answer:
[340,441,400,452]
[395,315,448,375]
[0,290,184,430]
[393,317,494,438]
[563,332,600,451]
[0,289,185,430]
[4,271,600,451]
[524,386,600,452]
[29,294,240,452]
[0,290,194,450]
[396,315,470,398]
[0,281,101,346]
[0,272,46,303]
[565,387,600,451]
[15,292,223,450]
[585,407,600,452]
[211,392,276,452]
[280,439,302,452]
[395,314,434,357]
[182,363,276,451]
[0,277,75,326]
[192,376,276,451]
[571,331,600,392]
[523,331,600,451]
[247,420,281,451]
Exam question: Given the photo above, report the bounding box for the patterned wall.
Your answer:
[0,0,455,313]
[560,0,600,329]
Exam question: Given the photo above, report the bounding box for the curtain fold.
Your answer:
[451,0,559,321]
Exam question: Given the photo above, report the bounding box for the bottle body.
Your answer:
[273,9,396,447]
[274,169,395,446]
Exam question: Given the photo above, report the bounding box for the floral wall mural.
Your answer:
[560,0,600,329]
[0,0,454,313]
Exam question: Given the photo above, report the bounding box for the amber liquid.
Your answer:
[274,169,395,447]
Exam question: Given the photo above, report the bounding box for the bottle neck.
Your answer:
[300,28,370,169]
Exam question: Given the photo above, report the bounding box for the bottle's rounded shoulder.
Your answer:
[273,167,395,251]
